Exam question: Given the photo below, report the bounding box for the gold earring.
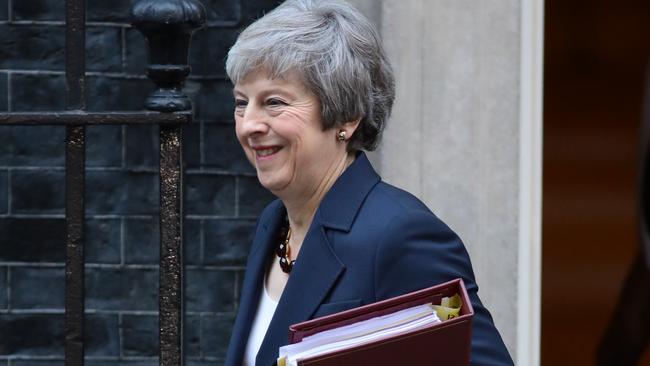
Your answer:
[337,130,346,141]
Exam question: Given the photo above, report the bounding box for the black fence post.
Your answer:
[131,1,206,365]
[64,0,86,365]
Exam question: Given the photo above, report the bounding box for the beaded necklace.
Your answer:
[275,223,295,273]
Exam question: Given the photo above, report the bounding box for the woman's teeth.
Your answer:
[256,147,280,157]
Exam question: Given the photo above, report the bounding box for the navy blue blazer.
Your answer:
[224,153,513,366]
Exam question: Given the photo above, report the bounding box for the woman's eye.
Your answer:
[235,99,248,108]
[266,98,286,107]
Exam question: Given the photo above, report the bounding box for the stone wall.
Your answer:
[348,0,535,359]
[0,0,280,365]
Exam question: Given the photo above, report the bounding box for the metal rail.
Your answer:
[0,0,206,365]
[0,111,193,125]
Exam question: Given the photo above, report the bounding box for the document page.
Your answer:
[278,304,441,366]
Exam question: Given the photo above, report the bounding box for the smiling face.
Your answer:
[233,70,352,200]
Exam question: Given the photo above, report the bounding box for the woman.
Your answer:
[224,0,513,365]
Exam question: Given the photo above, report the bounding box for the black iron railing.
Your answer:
[0,0,206,365]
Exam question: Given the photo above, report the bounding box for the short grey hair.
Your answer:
[226,0,395,151]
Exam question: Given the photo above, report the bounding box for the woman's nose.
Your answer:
[240,104,269,135]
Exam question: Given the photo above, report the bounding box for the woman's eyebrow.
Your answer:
[261,88,290,95]
[234,88,295,100]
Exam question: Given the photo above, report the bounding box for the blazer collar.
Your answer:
[316,152,381,231]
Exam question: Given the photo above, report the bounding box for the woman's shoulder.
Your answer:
[370,181,431,212]
[364,181,442,223]
[353,180,460,242]
[258,198,283,220]
[249,199,284,236]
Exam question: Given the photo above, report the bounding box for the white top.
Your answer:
[243,282,279,366]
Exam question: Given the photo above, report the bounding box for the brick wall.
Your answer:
[0,0,279,365]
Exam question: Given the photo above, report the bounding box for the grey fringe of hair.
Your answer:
[225,0,395,151]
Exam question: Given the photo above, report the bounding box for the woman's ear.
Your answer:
[339,118,362,140]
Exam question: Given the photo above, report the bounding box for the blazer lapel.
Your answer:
[224,201,284,366]
[229,153,380,365]
[255,219,345,365]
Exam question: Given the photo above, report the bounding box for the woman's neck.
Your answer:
[281,152,355,254]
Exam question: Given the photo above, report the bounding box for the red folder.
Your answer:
[287,278,473,366]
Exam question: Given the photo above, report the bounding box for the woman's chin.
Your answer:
[256,175,288,194]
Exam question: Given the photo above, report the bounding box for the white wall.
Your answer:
[348,0,543,364]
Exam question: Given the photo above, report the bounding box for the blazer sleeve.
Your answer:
[373,209,514,366]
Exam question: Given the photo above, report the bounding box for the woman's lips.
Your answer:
[253,146,282,160]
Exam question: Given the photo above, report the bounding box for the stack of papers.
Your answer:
[278,304,441,366]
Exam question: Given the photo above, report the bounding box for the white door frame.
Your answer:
[517,0,544,365]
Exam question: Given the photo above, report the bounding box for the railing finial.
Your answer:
[131,0,206,112]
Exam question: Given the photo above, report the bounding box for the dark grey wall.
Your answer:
[0,0,279,365]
